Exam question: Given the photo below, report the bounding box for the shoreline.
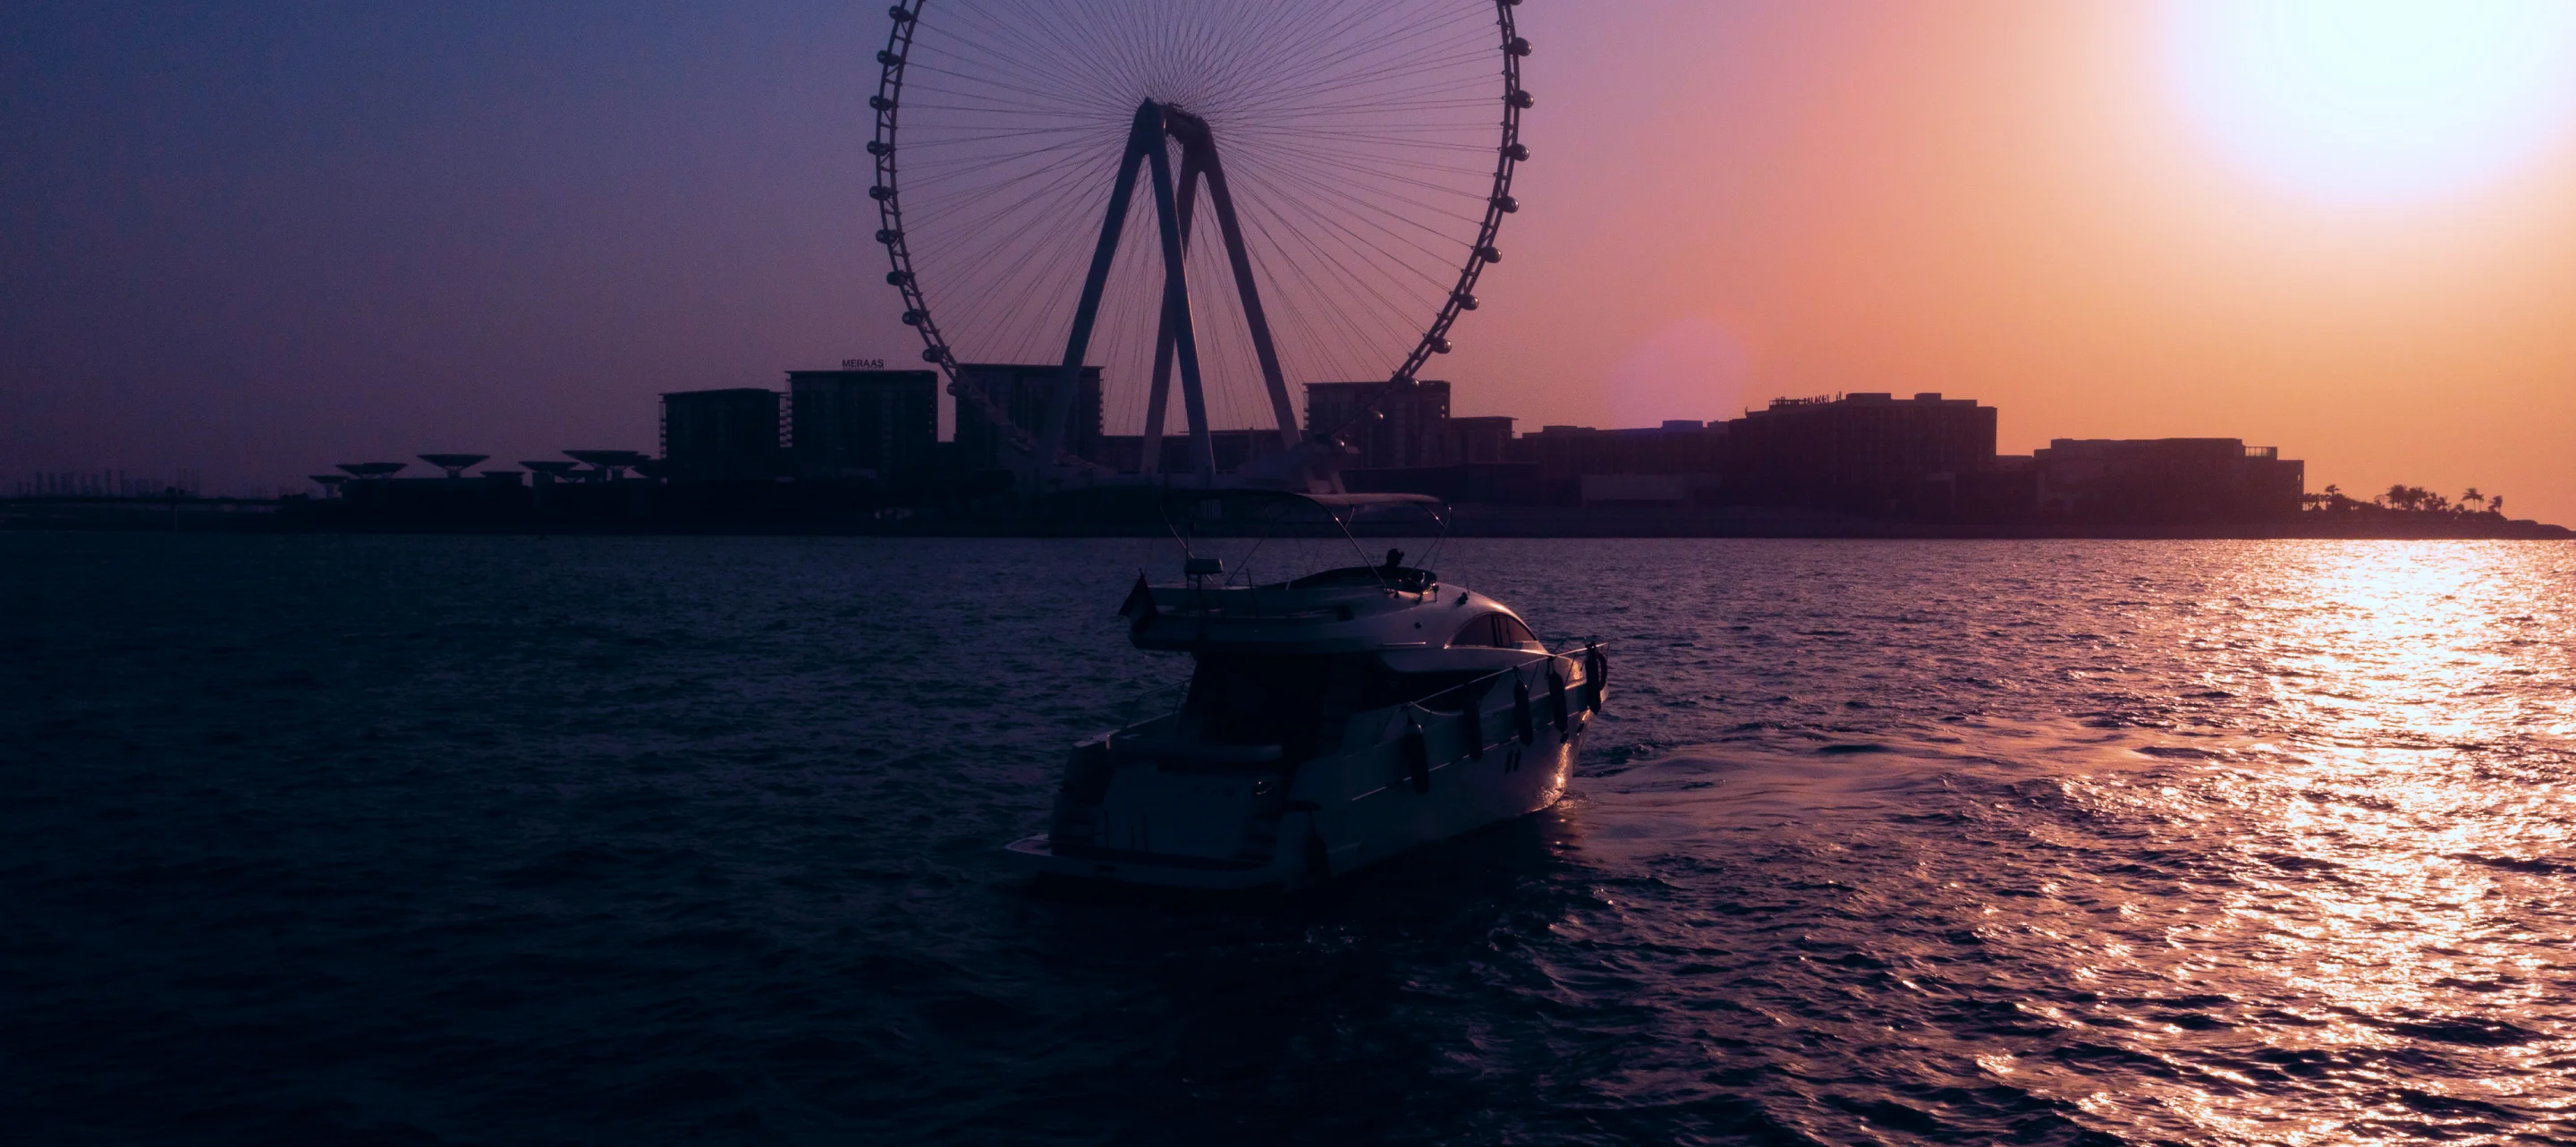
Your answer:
[4,499,2567,541]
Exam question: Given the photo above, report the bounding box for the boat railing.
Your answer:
[1116,676,1193,734]
[1397,641,1609,735]
[1154,580,1432,624]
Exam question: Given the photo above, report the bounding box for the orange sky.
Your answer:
[1458,1,2576,523]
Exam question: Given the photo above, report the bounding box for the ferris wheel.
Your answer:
[867,0,1530,488]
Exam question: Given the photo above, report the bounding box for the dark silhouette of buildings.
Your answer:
[1341,393,2038,518]
[786,370,936,478]
[661,388,784,480]
[271,348,2357,533]
[1307,379,1452,467]
[1095,429,1289,476]
[1726,393,1996,514]
[1449,416,1515,463]
[1509,421,1731,503]
[2034,438,2304,522]
[955,363,1102,469]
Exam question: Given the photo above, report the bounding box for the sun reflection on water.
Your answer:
[2079,544,2572,1142]
[1560,540,2574,1144]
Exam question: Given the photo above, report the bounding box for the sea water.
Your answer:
[4,533,2571,1145]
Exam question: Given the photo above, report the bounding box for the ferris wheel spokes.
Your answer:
[874,0,1525,492]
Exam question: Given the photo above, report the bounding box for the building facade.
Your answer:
[1094,429,1289,476]
[1305,379,1453,468]
[1511,421,1733,482]
[2034,438,2304,521]
[660,388,784,481]
[1446,415,1516,463]
[953,363,1103,470]
[1726,392,1996,512]
[785,370,936,479]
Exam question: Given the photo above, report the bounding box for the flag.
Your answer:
[1118,573,1158,632]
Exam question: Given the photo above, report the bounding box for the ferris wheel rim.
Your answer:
[866,0,1529,463]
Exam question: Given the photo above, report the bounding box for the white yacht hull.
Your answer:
[1005,684,1593,890]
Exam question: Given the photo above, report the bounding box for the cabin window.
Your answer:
[1449,613,1535,648]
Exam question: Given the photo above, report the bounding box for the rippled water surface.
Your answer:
[4,534,2572,1145]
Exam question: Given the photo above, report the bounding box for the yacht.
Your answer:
[1005,492,1606,889]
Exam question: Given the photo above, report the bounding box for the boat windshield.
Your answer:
[1449,613,1537,649]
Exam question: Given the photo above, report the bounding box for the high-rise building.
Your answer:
[786,370,937,479]
[1304,379,1451,468]
[660,388,784,481]
[952,363,1103,470]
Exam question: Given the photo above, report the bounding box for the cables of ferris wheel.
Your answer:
[1238,167,1481,276]
[1242,143,1475,263]
[1236,140,1487,226]
[945,206,1095,361]
[1098,0,1170,97]
[1226,151,1468,295]
[902,19,1110,106]
[1187,4,1404,115]
[1194,4,1310,104]
[1233,157,1429,345]
[1209,206,1361,389]
[1260,213,1448,368]
[918,165,1108,345]
[1253,156,1491,220]
[1231,155,1453,287]
[941,189,1106,347]
[897,135,1104,191]
[905,33,1101,104]
[1261,30,1496,94]
[908,151,1104,264]
[896,64,1099,114]
[1255,6,1483,95]
[1229,187,1412,378]
[1266,70,1501,116]
[1255,113,1496,141]
[1251,129,1493,157]
[934,4,1123,107]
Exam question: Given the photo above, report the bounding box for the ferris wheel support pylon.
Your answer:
[1137,153,1199,480]
[1039,101,1304,488]
[1169,110,1302,456]
[1141,103,1220,483]
[1036,102,1154,483]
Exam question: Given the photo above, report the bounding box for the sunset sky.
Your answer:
[7,1,2576,521]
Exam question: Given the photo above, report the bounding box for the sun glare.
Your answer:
[2166,0,2576,204]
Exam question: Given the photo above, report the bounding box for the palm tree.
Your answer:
[2461,488,2485,514]
[2489,494,2505,517]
